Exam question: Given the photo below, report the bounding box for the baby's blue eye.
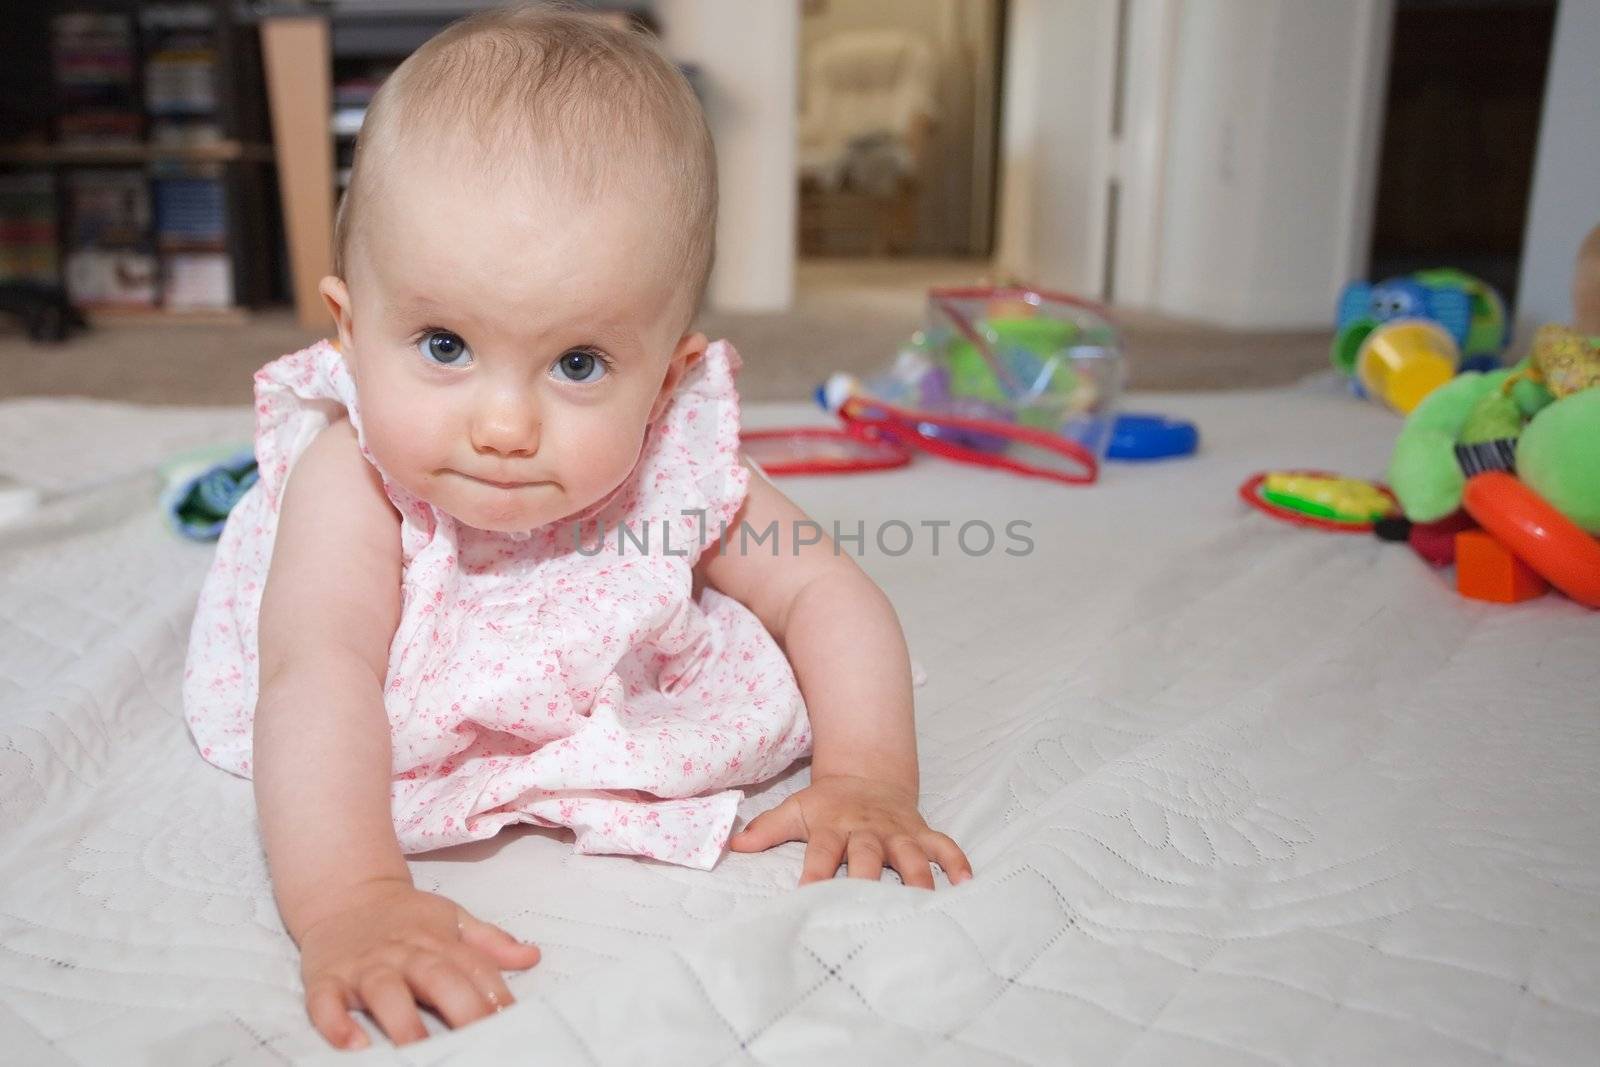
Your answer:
[553,348,607,383]
[419,330,471,366]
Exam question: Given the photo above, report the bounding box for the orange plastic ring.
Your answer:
[1461,472,1600,608]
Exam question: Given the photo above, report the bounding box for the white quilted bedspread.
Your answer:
[1,383,1597,1066]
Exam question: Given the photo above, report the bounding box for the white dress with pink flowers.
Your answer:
[183,339,811,869]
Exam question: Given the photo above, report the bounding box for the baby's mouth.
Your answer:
[450,470,555,491]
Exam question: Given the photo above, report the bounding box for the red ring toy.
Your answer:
[1238,470,1398,533]
[740,426,911,476]
[1461,472,1600,608]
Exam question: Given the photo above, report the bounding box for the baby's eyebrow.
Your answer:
[387,292,459,320]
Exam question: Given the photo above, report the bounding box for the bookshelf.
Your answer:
[0,1,281,316]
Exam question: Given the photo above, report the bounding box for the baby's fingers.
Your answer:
[799,829,848,885]
[887,836,936,890]
[920,830,973,886]
[356,968,429,1046]
[729,798,805,853]
[457,911,541,971]
[306,978,369,1051]
[405,954,494,1030]
[845,832,886,881]
[448,944,517,1015]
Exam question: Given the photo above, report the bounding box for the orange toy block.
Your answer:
[1455,529,1550,603]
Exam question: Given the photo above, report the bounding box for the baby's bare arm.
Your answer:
[255,419,407,936]
[698,463,970,887]
[256,422,539,1049]
[699,466,918,790]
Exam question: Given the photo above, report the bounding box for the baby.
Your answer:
[182,5,968,1051]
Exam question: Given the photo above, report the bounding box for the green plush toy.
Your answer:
[1387,324,1600,532]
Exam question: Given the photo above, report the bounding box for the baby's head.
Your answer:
[321,5,717,533]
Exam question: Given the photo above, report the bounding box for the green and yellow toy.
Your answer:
[1387,324,1600,533]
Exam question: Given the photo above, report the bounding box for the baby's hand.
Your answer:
[729,775,972,889]
[295,878,541,1050]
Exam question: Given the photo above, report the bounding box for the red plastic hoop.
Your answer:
[739,426,912,476]
[840,395,1099,485]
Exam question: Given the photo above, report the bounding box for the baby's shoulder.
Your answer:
[297,414,358,469]
[283,416,394,523]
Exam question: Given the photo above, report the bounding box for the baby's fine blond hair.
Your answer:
[335,4,717,317]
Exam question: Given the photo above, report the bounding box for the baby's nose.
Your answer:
[470,388,540,457]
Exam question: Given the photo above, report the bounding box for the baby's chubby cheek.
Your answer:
[360,418,443,494]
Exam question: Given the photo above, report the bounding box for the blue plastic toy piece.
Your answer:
[1106,413,1199,461]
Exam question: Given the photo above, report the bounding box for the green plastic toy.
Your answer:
[1387,324,1600,532]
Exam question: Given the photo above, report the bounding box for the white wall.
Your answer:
[1515,0,1600,336]
[1147,0,1391,329]
[994,0,1119,296]
[656,0,797,312]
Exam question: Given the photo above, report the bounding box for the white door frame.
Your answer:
[1111,0,1182,307]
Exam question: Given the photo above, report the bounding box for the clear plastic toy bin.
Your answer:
[855,287,1126,466]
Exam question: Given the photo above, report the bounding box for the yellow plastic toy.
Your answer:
[1355,319,1460,414]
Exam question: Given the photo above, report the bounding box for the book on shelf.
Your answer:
[0,173,60,286]
[64,169,157,307]
[154,161,235,308]
[55,113,144,147]
[153,164,228,250]
[150,119,226,147]
[65,248,160,307]
[52,11,142,147]
[139,3,216,32]
[334,79,384,109]
[142,3,221,153]
[331,66,396,140]
[144,45,221,117]
[162,252,234,310]
[66,169,149,248]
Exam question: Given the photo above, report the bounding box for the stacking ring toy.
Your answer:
[1461,472,1600,608]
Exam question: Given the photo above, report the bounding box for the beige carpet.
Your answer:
[0,259,1334,406]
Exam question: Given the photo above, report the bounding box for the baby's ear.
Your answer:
[319,276,356,355]
[650,332,709,422]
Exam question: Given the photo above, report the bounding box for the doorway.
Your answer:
[795,0,1004,263]
[1366,0,1557,306]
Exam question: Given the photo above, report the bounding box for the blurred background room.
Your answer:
[0,0,1591,403]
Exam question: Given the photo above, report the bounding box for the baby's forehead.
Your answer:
[357,165,689,337]
[364,116,686,248]
[369,155,674,264]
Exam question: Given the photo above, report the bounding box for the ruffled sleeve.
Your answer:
[250,340,362,510]
[619,340,751,551]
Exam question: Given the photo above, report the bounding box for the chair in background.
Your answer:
[798,29,938,257]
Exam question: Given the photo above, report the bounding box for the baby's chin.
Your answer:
[442,491,571,534]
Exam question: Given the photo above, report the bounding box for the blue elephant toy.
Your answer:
[1333,268,1509,382]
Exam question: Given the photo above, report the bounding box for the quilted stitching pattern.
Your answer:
[1,390,1597,1065]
